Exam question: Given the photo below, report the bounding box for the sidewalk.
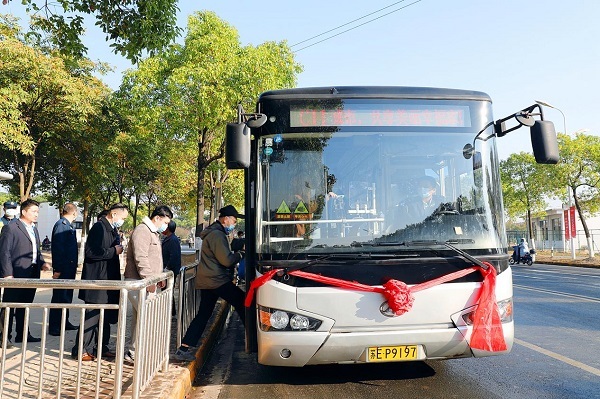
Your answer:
[534,250,600,269]
[1,251,230,399]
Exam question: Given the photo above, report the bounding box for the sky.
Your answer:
[3,0,599,161]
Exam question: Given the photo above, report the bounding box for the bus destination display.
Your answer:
[290,104,471,128]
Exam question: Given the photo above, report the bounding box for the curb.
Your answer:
[534,260,600,270]
[161,299,231,399]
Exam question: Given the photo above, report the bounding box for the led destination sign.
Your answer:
[289,104,471,128]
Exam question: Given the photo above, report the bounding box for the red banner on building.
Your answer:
[564,209,570,240]
[570,206,577,238]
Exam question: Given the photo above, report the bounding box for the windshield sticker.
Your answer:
[275,200,292,220]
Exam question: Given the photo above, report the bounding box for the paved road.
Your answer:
[189,264,600,399]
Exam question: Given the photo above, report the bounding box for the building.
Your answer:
[530,207,600,252]
[36,202,84,245]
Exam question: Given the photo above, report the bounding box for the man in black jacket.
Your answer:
[48,203,80,335]
[71,203,128,361]
[0,199,51,343]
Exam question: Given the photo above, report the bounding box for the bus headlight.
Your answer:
[259,306,322,331]
[461,298,513,325]
[270,311,289,330]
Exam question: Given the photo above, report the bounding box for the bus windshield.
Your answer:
[257,98,506,257]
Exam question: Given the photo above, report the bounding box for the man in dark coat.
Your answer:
[48,203,80,335]
[161,220,181,316]
[0,199,51,343]
[71,203,128,361]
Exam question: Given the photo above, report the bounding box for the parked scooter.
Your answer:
[510,246,535,265]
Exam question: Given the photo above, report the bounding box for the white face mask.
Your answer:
[157,223,168,233]
[5,209,18,218]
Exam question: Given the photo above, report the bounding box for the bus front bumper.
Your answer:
[257,321,514,367]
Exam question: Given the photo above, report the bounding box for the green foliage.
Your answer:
[550,133,600,216]
[117,11,302,224]
[500,152,550,219]
[500,151,554,241]
[0,30,109,201]
[5,0,181,62]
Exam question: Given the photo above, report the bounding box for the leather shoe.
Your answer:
[15,335,41,343]
[79,352,95,362]
[65,323,78,331]
[48,329,61,336]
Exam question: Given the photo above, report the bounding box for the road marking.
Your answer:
[514,338,600,377]
[514,284,600,303]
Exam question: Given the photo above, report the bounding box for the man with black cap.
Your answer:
[1,201,19,229]
[173,204,246,361]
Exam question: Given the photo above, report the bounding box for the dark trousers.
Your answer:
[49,268,76,330]
[182,281,246,347]
[49,288,75,330]
[1,287,37,340]
[71,304,111,356]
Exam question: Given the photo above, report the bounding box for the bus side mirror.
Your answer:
[226,123,251,169]
[530,120,559,164]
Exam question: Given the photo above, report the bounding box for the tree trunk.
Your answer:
[196,156,207,226]
[526,208,535,249]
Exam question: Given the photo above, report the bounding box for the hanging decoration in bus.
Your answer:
[290,104,471,128]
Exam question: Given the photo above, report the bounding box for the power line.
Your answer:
[290,1,411,48]
[292,0,423,53]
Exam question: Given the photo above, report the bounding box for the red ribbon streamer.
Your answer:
[245,262,507,352]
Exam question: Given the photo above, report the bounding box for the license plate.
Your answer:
[367,345,418,362]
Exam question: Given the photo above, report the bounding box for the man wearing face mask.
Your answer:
[173,205,245,361]
[1,201,19,231]
[404,176,444,220]
[123,205,173,364]
[72,203,128,362]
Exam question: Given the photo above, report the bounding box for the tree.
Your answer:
[0,33,109,201]
[549,133,600,258]
[117,11,302,225]
[1,0,180,62]
[500,152,552,249]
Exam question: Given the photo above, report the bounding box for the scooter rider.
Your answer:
[518,238,529,262]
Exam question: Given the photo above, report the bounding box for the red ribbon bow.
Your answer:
[245,262,507,352]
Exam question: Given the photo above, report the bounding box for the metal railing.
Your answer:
[0,272,173,399]
[176,261,199,348]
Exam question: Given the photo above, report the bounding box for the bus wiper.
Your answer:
[405,240,488,270]
[352,241,407,247]
[281,255,333,275]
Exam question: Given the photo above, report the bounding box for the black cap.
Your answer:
[218,205,245,219]
[3,201,17,209]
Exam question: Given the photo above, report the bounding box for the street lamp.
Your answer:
[535,100,576,260]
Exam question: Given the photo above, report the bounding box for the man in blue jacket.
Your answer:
[48,203,80,335]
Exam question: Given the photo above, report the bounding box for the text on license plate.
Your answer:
[367,345,418,362]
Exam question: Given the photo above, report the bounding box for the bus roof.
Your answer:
[258,86,492,102]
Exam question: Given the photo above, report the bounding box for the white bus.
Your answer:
[226,86,558,366]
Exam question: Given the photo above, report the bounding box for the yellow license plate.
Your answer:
[367,345,418,362]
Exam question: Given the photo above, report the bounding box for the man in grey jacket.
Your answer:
[173,205,245,361]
